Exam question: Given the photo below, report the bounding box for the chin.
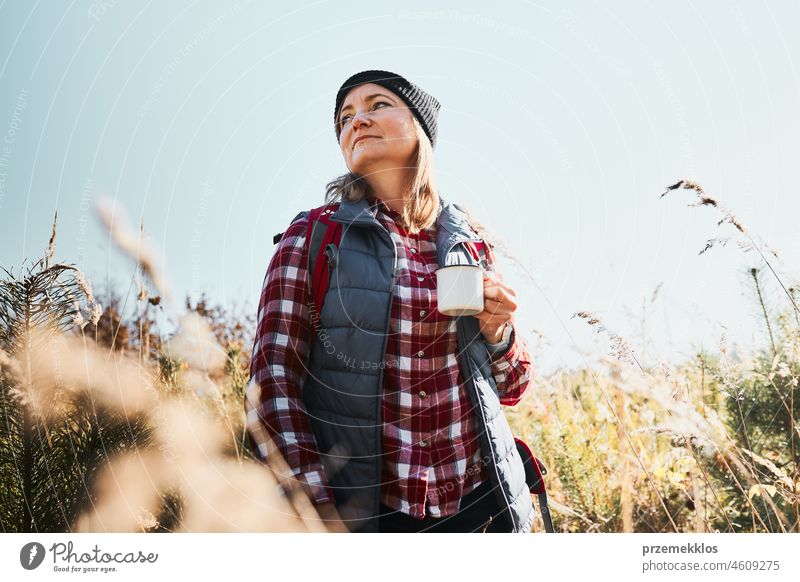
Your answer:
[348,153,381,174]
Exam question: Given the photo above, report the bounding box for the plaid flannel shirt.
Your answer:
[246,196,534,519]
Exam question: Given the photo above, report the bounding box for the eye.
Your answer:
[339,101,391,128]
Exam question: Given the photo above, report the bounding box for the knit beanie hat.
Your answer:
[334,70,441,148]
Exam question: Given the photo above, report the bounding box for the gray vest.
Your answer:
[300,194,535,533]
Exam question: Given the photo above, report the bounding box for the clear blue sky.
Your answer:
[1,0,798,376]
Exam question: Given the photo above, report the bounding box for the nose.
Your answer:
[351,109,371,129]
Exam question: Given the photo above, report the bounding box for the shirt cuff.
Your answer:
[295,469,336,505]
[485,324,514,360]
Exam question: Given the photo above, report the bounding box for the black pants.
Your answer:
[378,480,513,533]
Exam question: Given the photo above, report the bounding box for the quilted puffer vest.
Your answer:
[299,194,534,533]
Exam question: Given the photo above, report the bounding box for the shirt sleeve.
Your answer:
[244,213,335,505]
[482,243,535,407]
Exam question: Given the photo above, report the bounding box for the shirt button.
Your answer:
[418,390,427,398]
[410,248,417,254]
[420,310,426,317]
[417,276,424,282]
[417,350,424,357]
[419,440,428,448]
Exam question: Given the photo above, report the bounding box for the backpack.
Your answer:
[272,203,555,532]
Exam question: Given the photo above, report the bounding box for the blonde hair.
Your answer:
[325,116,440,235]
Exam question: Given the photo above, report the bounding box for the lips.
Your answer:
[353,135,379,148]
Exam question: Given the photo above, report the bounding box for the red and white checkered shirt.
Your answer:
[246,195,534,519]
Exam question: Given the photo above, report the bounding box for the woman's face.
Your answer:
[337,83,418,177]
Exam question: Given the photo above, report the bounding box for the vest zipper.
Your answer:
[373,225,397,531]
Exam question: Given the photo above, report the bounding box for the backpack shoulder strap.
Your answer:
[464,239,494,270]
[272,210,309,245]
[305,203,342,337]
[514,437,555,533]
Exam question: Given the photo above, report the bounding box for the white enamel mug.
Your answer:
[435,264,484,317]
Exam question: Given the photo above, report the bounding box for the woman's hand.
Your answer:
[475,270,517,344]
[315,501,349,533]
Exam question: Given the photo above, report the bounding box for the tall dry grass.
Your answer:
[503,180,799,533]
[0,207,330,533]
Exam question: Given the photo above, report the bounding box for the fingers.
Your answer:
[476,296,514,321]
[478,270,517,325]
[482,284,518,310]
[483,271,516,297]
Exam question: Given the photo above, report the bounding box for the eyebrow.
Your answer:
[338,92,396,118]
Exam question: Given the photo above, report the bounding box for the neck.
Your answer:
[365,167,415,215]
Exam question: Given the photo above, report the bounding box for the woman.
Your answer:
[246,70,536,533]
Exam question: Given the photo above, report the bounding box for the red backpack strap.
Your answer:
[514,437,555,532]
[464,241,480,263]
[305,204,342,341]
[464,240,493,270]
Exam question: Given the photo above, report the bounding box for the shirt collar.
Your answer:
[366,193,403,221]
[368,194,437,238]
